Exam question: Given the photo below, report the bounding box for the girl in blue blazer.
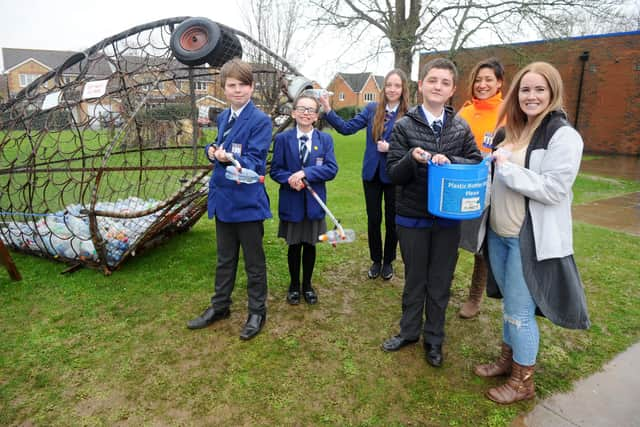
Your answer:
[270,95,338,305]
[319,69,410,281]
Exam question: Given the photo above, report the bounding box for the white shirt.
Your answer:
[229,101,249,121]
[421,105,445,129]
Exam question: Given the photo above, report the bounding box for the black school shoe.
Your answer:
[186,306,231,329]
[302,287,318,305]
[368,262,382,279]
[286,290,300,305]
[381,263,393,280]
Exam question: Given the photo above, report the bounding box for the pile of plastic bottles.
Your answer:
[1,197,161,266]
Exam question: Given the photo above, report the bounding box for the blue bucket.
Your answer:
[427,157,491,220]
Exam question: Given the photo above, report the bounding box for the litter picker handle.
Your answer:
[301,178,346,237]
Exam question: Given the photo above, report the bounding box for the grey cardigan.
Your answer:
[486,111,590,330]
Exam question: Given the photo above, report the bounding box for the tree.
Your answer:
[538,0,640,36]
[309,0,621,78]
[237,0,309,113]
[239,0,304,61]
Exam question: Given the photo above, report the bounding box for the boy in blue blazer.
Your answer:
[270,94,338,305]
[187,59,272,341]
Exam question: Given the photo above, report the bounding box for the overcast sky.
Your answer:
[0,0,396,86]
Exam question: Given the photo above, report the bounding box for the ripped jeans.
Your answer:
[487,228,539,366]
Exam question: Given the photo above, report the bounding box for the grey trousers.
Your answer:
[211,220,267,315]
[397,223,460,345]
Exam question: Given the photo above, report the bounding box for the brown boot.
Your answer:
[486,361,535,404]
[459,254,487,319]
[474,343,513,377]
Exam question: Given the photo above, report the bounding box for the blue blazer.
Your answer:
[324,102,397,184]
[204,100,272,222]
[270,128,338,222]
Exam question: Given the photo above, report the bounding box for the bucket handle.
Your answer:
[427,156,493,167]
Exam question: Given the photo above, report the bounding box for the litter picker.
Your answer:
[302,178,355,245]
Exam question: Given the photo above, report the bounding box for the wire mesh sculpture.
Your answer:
[0,16,310,274]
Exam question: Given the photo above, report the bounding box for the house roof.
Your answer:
[334,72,385,93]
[337,72,372,92]
[374,75,384,90]
[3,47,76,72]
[1,47,113,77]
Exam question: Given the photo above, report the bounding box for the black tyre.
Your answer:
[170,17,242,67]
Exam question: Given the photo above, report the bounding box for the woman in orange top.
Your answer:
[457,58,505,318]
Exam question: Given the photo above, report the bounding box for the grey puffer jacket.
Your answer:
[386,105,482,218]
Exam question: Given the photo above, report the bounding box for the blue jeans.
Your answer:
[487,228,539,366]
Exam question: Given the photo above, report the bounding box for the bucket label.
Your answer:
[440,178,486,214]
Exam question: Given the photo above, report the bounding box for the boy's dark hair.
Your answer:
[420,57,458,84]
[220,58,253,87]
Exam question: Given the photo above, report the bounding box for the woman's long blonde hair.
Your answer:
[372,69,409,142]
[497,62,565,143]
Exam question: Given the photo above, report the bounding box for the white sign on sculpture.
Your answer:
[82,79,109,100]
[41,91,61,110]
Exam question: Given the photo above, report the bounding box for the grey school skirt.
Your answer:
[278,218,327,245]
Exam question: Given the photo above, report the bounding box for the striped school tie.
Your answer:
[299,135,309,165]
[432,119,442,142]
[384,111,394,124]
[222,113,237,142]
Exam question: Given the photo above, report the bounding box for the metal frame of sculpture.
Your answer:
[0,16,307,274]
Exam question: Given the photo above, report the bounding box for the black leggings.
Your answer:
[288,243,316,291]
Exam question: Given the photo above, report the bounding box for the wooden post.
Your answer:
[0,240,22,281]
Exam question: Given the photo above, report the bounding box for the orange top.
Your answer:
[458,93,503,153]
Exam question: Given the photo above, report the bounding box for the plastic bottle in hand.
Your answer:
[224,165,265,184]
[302,88,334,99]
[318,228,356,244]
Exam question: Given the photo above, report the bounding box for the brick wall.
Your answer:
[326,74,382,110]
[328,75,359,109]
[420,31,640,155]
[359,78,380,105]
[7,60,50,96]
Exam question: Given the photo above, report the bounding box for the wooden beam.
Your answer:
[0,240,22,281]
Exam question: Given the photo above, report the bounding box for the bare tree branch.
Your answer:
[308,0,621,77]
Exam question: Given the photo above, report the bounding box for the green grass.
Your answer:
[573,174,640,204]
[1,130,639,426]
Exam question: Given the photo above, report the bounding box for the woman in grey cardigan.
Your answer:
[474,62,590,404]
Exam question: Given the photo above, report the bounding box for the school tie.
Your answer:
[299,135,309,165]
[222,112,237,142]
[384,111,394,124]
[432,119,442,141]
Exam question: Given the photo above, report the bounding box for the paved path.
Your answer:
[515,342,640,427]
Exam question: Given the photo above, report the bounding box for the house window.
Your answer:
[195,81,208,91]
[19,73,41,87]
[364,93,375,102]
[339,92,344,101]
